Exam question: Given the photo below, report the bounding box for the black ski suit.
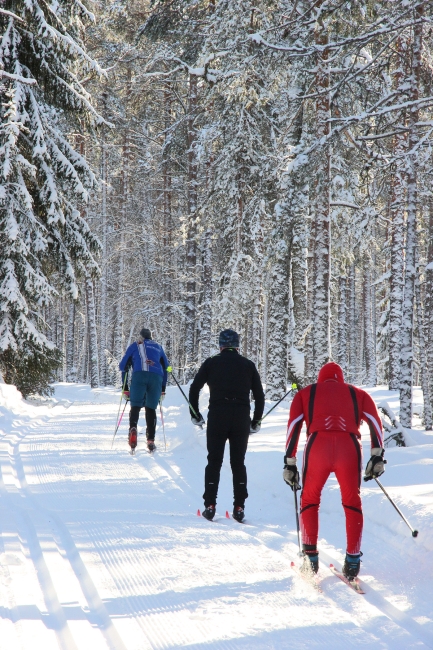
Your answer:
[189,348,265,508]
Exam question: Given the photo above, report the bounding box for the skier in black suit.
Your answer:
[189,329,264,522]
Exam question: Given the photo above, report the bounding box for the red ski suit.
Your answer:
[286,364,383,554]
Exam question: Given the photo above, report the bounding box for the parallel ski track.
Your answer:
[1,426,128,650]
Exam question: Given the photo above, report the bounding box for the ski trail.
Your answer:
[3,384,433,648]
[0,426,126,650]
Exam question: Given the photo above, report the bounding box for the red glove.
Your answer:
[123,391,130,400]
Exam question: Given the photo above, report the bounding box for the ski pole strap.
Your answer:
[168,367,200,420]
[259,384,297,424]
[374,478,419,537]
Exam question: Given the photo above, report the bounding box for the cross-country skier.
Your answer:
[189,329,265,522]
[119,328,169,452]
[283,361,385,580]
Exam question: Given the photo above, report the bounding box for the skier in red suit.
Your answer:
[283,361,385,580]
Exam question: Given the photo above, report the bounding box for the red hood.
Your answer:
[317,362,345,383]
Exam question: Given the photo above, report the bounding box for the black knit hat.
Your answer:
[219,329,239,348]
[140,328,152,340]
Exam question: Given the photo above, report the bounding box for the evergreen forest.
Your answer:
[1,0,433,429]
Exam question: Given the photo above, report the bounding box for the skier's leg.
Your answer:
[143,374,162,443]
[228,407,250,508]
[334,433,363,555]
[300,432,332,548]
[129,406,141,429]
[203,409,229,507]
[145,407,157,441]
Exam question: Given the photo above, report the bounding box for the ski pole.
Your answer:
[168,367,203,424]
[111,374,128,448]
[293,487,303,556]
[111,399,128,448]
[259,384,297,424]
[372,477,419,538]
[159,398,166,452]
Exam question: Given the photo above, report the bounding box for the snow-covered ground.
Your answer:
[1,381,433,649]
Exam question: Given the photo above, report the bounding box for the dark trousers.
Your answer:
[203,404,250,508]
[129,406,157,440]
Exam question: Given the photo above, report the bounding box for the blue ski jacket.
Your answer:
[119,340,169,390]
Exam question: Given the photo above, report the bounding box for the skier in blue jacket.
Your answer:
[119,328,169,452]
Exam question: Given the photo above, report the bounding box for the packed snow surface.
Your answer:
[1,382,433,649]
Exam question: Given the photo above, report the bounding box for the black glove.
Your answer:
[250,419,261,433]
[283,456,301,491]
[121,372,129,393]
[190,408,205,426]
[364,448,387,481]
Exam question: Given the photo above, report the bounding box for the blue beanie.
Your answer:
[219,329,240,348]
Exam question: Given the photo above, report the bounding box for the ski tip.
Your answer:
[226,510,230,519]
[329,563,334,569]
[197,509,201,517]
[290,561,295,567]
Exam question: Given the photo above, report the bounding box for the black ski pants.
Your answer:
[203,403,250,508]
[129,406,157,440]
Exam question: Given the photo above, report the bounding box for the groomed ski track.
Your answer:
[1,383,433,649]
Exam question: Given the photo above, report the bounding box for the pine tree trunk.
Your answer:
[99,129,108,385]
[266,248,289,399]
[291,187,308,357]
[85,274,99,388]
[66,302,76,382]
[311,19,331,374]
[415,248,432,429]
[388,41,406,391]
[337,272,347,375]
[261,280,269,384]
[399,13,423,428]
[201,227,213,361]
[185,74,198,380]
[347,263,357,384]
[363,256,376,386]
[426,200,433,408]
[163,80,173,361]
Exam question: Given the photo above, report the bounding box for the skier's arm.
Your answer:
[251,365,265,423]
[188,361,209,418]
[285,391,305,458]
[361,392,384,449]
[160,348,169,390]
[119,344,133,388]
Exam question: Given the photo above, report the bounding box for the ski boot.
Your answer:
[342,552,362,580]
[301,544,319,574]
[202,505,216,521]
[128,427,137,451]
[233,506,245,522]
[147,439,156,452]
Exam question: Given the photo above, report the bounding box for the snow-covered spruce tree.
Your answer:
[0,0,101,395]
